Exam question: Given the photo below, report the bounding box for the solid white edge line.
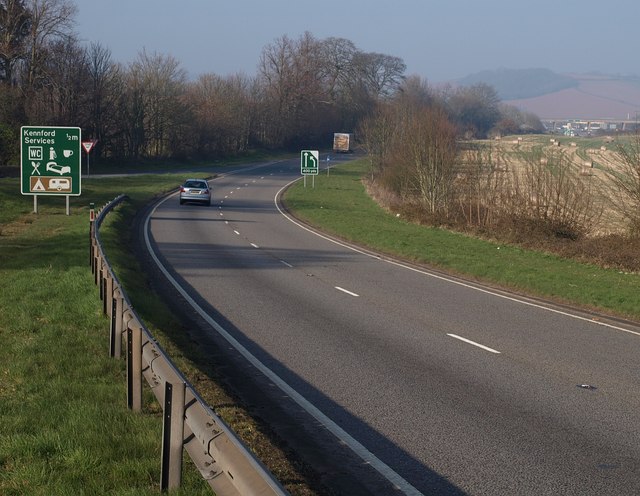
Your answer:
[274,178,640,339]
[447,334,501,354]
[145,193,424,496]
[335,286,359,297]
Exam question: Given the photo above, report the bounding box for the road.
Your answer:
[145,157,640,495]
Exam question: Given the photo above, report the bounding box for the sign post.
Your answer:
[300,150,319,188]
[20,126,82,213]
[82,139,97,177]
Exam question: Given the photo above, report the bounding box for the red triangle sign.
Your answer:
[82,141,95,153]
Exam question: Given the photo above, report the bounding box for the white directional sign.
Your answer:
[301,150,319,175]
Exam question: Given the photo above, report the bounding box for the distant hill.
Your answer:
[458,68,578,100]
[457,69,640,120]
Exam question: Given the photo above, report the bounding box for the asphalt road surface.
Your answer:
[145,158,640,495]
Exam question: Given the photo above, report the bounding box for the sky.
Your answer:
[72,0,639,83]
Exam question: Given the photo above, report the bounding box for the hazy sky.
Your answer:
[72,0,638,82]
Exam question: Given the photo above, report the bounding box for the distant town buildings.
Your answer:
[543,119,639,136]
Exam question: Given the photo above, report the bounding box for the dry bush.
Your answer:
[359,100,458,217]
[450,145,601,241]
[505,149,601,239]
[453,144,510,228]
[605,132,640,236]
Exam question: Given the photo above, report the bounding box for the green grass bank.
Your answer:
[0,174,212,495]
[283,159,640,321]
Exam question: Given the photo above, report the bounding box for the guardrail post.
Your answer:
[110,292,123,358]
[107,275,114,316]
[89,203,95,267]
[89,231,94,268]
[99,264,105,302]
[161,381,186,491]
[91,242,96,276]
[94,250,99,285]
[127,322,143,412]
[103,268,112,315]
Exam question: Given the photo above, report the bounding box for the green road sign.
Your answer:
[21,126,82,196]
[301,150,319,175]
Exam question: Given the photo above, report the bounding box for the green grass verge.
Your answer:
[283,160,640,320]
[0,174,212,495]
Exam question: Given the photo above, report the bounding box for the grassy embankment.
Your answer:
[283,159,640,321]
[0,174,215,496]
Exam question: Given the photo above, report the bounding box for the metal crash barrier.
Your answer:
[90,195,288,495]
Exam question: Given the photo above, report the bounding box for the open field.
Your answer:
[467,134,635,235]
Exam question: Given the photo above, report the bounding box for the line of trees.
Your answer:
[358,78,604,240]
[1,0,543,166]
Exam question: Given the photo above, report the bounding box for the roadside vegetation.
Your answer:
[0,175,212,495]
[284,157,640,321]
[356,86,640,278]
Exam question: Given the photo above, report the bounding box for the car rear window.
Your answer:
[185,181,207,188]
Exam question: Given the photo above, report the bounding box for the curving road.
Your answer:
[145,158,640,495]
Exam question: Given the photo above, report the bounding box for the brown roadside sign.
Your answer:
[30,176,73,193]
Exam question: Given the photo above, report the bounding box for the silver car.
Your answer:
[179,179,211,206]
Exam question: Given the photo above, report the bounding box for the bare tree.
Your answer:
[23,0,76,88]
[185,72,256,157]
[318,36,357,102]
[352,51,406,100]
[258,34,298,147]
[360,79,457,218]
[357,102,396,180]
[446,83,501,138]
[84,42,122,157]
[0,0,31,85]
[43,36,88,124]
[258,32,329,147]
[401,103,458,215]
[127,49,187,158]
